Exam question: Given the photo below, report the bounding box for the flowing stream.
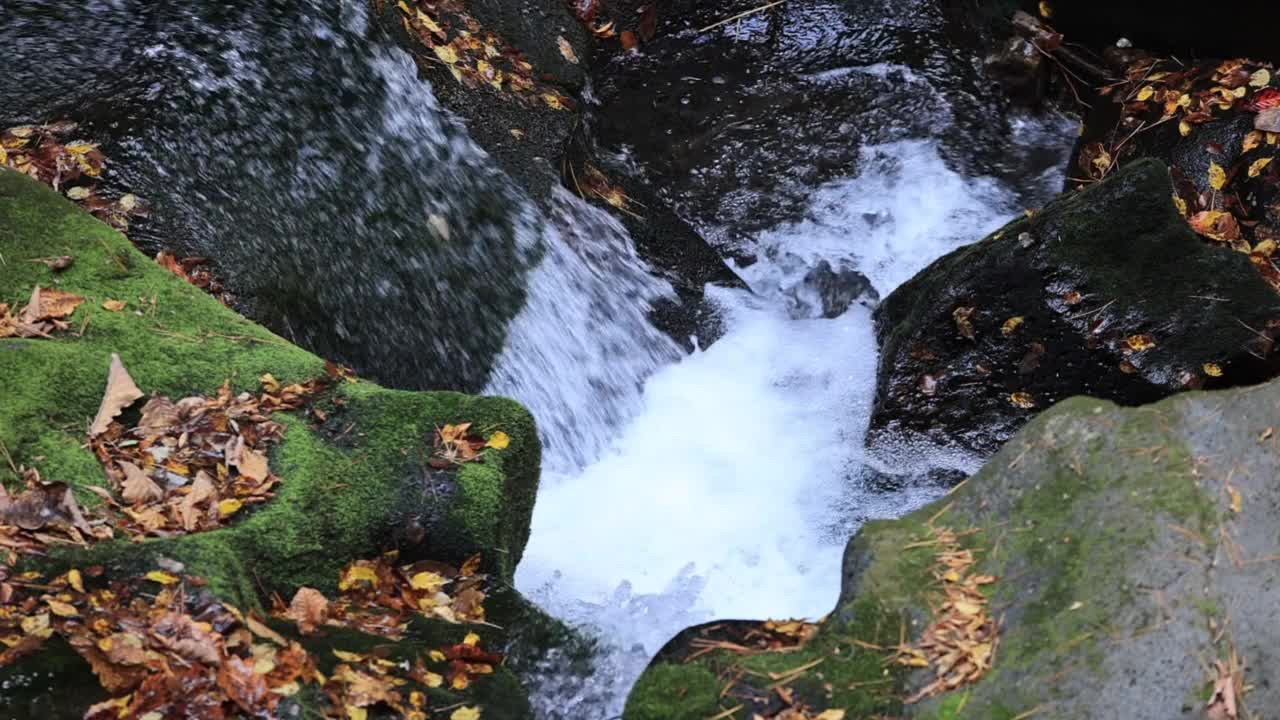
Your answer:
[491,127,1072,717]
[3,0,1076,716]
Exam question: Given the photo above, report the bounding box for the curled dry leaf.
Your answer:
[89,354,144,438]
[102,300,126,312]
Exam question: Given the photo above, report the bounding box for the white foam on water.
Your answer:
[503,138,1036,717]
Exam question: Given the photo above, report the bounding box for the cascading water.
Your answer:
[493,128,1074,717]
[4,0,1078,717]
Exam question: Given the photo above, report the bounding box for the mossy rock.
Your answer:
[626,374,1280,718]
[0,169,552,717]
[870,158,1280,461]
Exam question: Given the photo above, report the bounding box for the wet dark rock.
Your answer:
[984,36,1046,106]
[588,0,1024,257]
[869,159,1280,459]
[375,0,743,350]
[795,260,878,319]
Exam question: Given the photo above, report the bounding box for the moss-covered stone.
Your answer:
[626,373,1280,719]
[0,168,549,717]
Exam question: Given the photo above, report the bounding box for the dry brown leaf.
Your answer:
[283,587,329,634]
[89,354,144,438]
[118,461,164,505]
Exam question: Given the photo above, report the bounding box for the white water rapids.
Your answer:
[488,125,1073,716]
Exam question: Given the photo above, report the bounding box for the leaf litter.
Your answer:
[1,354,516,717]
[893,520,999,703]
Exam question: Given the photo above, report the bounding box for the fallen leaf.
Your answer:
[1228,487,1243,514]
[1248,157,1272,177]
[218,498,243,517]
[557,36,579,64]
[1009,392,1035,409]
[89,354,144,438]
[119,461,164,505]
[1204,362,1224,377]
[1209,161,1227,190]
[1250,68,1272,88]
[145,570,180,585]
[1255,107,1280,133]
[433,44,459,65]
[1124,334,1156,351]
[450,706,481,720]
[1000,316,1024,337]
[102,300,127,312]
[66,186,91,200]
[283,588,329,633]
[485,431,510,450]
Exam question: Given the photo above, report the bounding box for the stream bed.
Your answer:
[2,0,1077,716]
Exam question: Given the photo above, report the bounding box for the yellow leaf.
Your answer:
[429,649,447,662]
[542,93,567,111]
[218,498,243,517]
[1136,85,1154,102]
[434,44,460,64]
[1203,362,1223,377]
[397,0,411,13]
[8,126,34,138]
[1244,130,1264,152]
[1229,487,1243,514]
[1255,239,1277,257]
[145,570,180,585]
[422,671,444,687]
[409,571,445,591]
[451,673,470,691]
[1248,157,1272,177]
[46,599,79,617]
[65,142,97,155]
[1008,392,1035,409]
[1233,86,1247,98]
[347,707,368,720]
[1251,68,1272,88]
[1000,316,1024,337]
[485,431,510,450]
[1172,194,1188,217]
[66,186,91,200]
[1209,162,1227,190]
[0,146,7,165]
[67,569,85,593]
[942,570,961,583]
[463,632,480,647]
[450,707,481,720]
[415,9,443,34]
[1179,120,1192,137]
[953,600,982,616]
[1038,0,1052,18]
[333,649,366,662]
[1124,334,1156,351]
[338,565,379,591]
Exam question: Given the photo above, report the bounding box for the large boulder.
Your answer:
[626,372,1280,719]
[0,169,564,718]
[869,159,1280,461]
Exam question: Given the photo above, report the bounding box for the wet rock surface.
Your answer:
[587,0,1035,259]
[869,159,1280,459]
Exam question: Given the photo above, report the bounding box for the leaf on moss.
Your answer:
[89,354,144,438]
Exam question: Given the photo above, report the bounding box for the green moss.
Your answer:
[0,169,545,717]
[625,663,723,720]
